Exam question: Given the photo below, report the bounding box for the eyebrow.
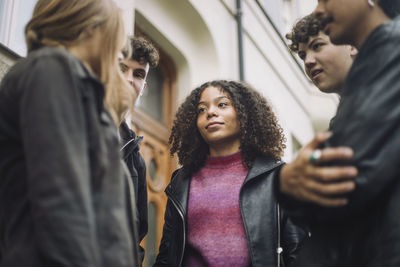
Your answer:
[134,68,146,74]
[308,37,323,49]
[197,96,230,106]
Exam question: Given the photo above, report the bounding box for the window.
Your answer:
[0,0,38,56]
[138,66,164,123]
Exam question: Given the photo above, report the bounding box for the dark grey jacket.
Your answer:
[0,47,138,267]
[291,18,400,267]
[154,156,306,267]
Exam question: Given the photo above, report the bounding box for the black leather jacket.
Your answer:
[154,156,306,267]
[120,121,148,262]
[290,18,400,267]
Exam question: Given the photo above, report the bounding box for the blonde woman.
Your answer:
[0,0,138,266]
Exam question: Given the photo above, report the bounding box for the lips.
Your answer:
[205,121,223,129]
[311,69,323,80]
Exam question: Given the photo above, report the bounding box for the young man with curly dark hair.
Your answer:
[282,0,400,266]
[154,80,306,267]
[279,13,358,209]
[286,14,356,95]
[118,36,159,262]
[278,13,360,267]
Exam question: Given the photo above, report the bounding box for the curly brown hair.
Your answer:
[286,14,322,53]
[169,80,286,174]
[122,36,159,68]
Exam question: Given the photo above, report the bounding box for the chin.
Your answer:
[329,31,353,46]
[319,86,340,95]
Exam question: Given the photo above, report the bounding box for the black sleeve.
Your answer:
[136,153,148,262]
[153,199,175,267]
[281,210,309,266]
[19,55,101,266]
[313,37,400,222]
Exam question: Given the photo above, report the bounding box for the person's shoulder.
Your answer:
[0,48,67,95]
[27,47,72,65]
[27,47,92,80]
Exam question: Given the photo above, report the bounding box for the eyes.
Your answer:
[312,42,324,51]
[133,71,146,79]
[119,63,146,79]
[119,63,129,73]
[197,102,229,114]
[298,42,325,61]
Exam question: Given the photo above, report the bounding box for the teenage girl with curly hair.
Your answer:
[154,80,306,267]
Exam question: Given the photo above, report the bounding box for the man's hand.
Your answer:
[280,132,357,207]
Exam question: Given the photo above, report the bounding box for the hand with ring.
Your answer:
[309,149,322,164]
[280,132,358,207]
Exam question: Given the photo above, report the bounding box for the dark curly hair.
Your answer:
[122,36,159,68]
[286,14,322,53]
[169,80,286,174]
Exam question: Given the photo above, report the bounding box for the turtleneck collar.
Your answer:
[205,151,243,169]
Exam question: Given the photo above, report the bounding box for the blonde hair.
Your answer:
[25,0,135,124]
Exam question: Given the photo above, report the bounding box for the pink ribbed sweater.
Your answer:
[183,152,251,267]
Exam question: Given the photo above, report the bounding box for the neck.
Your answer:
[208,139,240,157]
[354,9,391,49]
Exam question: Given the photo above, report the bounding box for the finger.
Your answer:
[305,179,356,196]
[318,146,354,163]
[311,166,358,182]
[304,193,349,207]
[305,131,332,151]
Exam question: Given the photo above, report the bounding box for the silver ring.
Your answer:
[309,149,322,164]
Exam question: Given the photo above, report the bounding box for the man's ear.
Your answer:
[349,46,358,58]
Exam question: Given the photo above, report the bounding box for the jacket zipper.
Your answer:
[239,161,284,267]
[277,202,284,267]
[167,192,186,267]
[120,138,135,151]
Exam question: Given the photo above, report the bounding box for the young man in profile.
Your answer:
[119,36,159,262]
[278,13,359,266]
[280,13,357,212]
[287,13,357,96]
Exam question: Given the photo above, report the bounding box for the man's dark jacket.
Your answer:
[120,122,148,262]
[291,18,400,267]
[0,47,139,267]
[154,156,307,267]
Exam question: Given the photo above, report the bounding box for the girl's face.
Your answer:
[314,0,375,48]
[196,86,241,156]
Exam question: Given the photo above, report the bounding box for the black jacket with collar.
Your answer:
[119,121,148,262]
[290,18,400,267]
[154,156,306,267]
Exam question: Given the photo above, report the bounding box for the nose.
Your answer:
[126,71,134,86]
[206,106,217,119]
[313,1,326,19]
[304,52,316,71]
